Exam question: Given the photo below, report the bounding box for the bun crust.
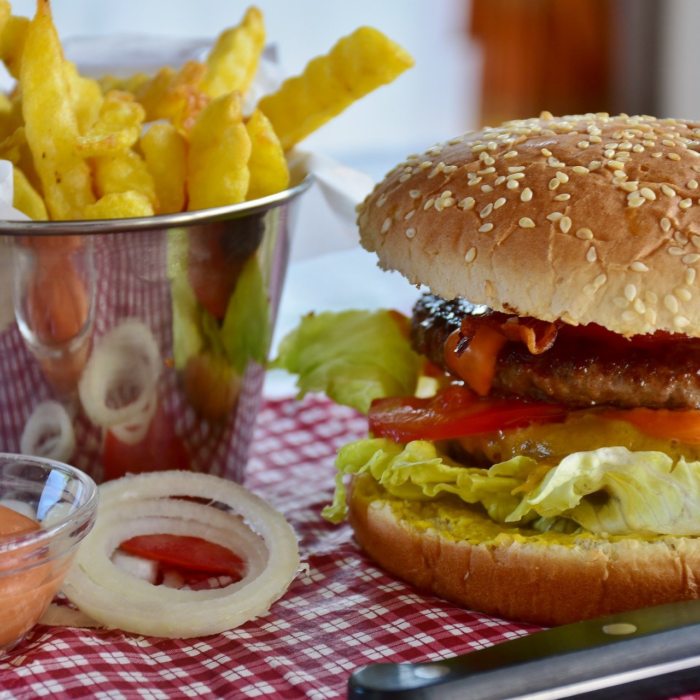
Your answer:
[349,476,700,626]
[358,114,700,337]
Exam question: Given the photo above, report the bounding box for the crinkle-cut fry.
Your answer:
[13,165,48,220]
[258,26,414,151]
[0,124,25,163]
[99,72,150,95]
[21,0,94,220]
[0,12,28,80]
[64,60,103,135]
[134,66,175,119]
[140,122,187,214]
[187,92,251,211]
[136,61,205,122]
[0,2,11,44]
[201,6,265,99]
[92,149,159,212]
[76,90,144,157]
[84,191,154,220]
[245,109,288,200]
[0,91,23,143]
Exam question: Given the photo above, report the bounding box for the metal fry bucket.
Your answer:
[0,170,312,484]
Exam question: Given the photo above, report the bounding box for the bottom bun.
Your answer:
[348,474,700,626]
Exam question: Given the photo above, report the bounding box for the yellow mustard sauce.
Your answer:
[353,473,679,548]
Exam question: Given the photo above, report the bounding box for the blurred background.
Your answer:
[4,0,698,389]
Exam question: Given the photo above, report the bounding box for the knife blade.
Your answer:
[348,598,700,699]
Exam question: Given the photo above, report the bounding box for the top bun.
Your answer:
[358,113,700,337]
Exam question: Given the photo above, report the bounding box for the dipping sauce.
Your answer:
[0,504,70,651]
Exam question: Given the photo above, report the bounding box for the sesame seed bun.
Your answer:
[349,474,700,626]
[358,113,700,337]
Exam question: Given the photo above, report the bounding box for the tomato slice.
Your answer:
[603,408,700,444]
[368,384,567,443]
[103,402,190,481]
[119,534,245,580]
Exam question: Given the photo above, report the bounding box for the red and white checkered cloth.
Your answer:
[1,395,698,700]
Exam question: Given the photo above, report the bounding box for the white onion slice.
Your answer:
[20,401,76,464]
[79,320,162,428]
[109,387,158,445]
[62,471,300,638]
[112,551,159,584]
[39,605,101,629]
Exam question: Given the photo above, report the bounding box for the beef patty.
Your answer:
[411,294,700,410]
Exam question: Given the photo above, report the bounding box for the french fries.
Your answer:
[258,26,414,151]
[20,0,94,220]
[246,109,288,200]
[201,6,265,99]
[0,1,412,220]
[187,92,250,211]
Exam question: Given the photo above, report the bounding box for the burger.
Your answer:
[274,112,700,626]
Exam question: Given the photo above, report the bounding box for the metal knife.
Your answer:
[348,598,700,699]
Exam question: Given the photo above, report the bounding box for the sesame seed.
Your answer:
[521,187,533,202]
[693,165,700,173]
[676,287,692,301]
[428,162,445,178]
[590,135,603,143]
[399,174,411,182]
[494,197,506,210]
[690,180,700,190]
[676,231,689,245]
[465,247,477,263]
[508,166,526,173]
[495,176,506,186]
[628,197,645,208]
[683,253,700,264]
[675,315,691,328]
[578,141,590,149]
[468,177,482,186]
[640,187,656,201]
[645,291,658,304]
[478,167,496,175]
[620,182,638,192]
[483,157,495,166]
[661,218,672,232]
[459,197,475,210]
[680,198,693,209]
[634,298,646,314]
[405,210,415,220]
[541,148,553,157]
[549,178,560,191]
[652,152,663,158]
[624,284,637,301]
[589,161,602,170]
[556,172,569,183]
[376,193,388,207]
[663,139,676,147]
[507,173,525,180]
[507,180,520,190]
[646,308,658,324]
[631,261,649,272]
[587,246,598,262]
[572,166,590,175]
[424,198,435,210]
[448,136,464,145]
[547,212,564,222]
[693,235,700,248]
[481,185,493,193]
[662,184,676,197]
[633,144,645,153]
[519,217,536,228]
[554,193,571,201]
[604,149,616,159]
[576,228,593,240]
[443,165,458,174]
[607,160,625,171]
[381,218,392,233]
[409,190,421,199]
[622,310,637,323]
[443,197,456,207]
[503,150,518,159]
[479,223,494,233]
[419,161,433,169]
[406,228,416,239]
[480,203,493,218]
[434,199,444,212]
[687,268,697,285]
[613,297,629,309]
[560,216,572,233]
[669,153,682,161]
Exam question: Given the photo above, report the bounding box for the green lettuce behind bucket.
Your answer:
[325,440,700,537]
[271,310,423,414]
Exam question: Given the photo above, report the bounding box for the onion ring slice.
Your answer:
[79,320,161,428]
[20,401,76,463]
[61,471,300,638]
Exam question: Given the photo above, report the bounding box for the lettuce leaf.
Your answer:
[507,447,700,536]
[271,310,423,414]
[326,439,700,537]
[322,438,533,524]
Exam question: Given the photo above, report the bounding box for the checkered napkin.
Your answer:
[1,396,696,700]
